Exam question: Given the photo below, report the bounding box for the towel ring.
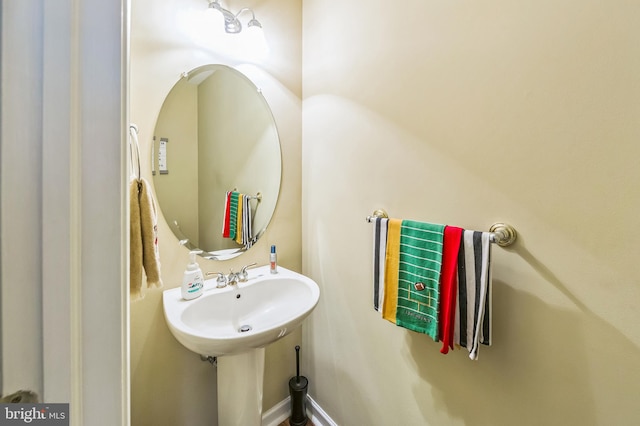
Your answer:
[129,123,141,180]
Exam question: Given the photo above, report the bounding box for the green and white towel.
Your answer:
[396,220,445,340]
[229,191,239,240]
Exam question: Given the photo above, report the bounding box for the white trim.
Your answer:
[122,0,132,423]
[42,0,76,407]
[40,0,128,424]
[76,0,128,422]
[2,1,128,423]
[68,0,84,418]
[308,395,338,426]
[1,0,45,397]
[262,395,338,426]
[262,397,290,426]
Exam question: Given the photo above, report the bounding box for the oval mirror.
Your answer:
[152,64,281,260]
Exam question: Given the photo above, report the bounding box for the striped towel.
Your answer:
[454,230,493,360]
[395,220,445,340]
[222,191,232,238]
[373,217,389,312]
[241,195,253,249]
[222,191,254,249]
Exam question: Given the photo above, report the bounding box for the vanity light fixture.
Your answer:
[207,0,263,34]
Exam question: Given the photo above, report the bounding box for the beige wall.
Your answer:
[197,67,281,251]
[130,0,640,424]
[130,0,301,424]
[302,1,640,425]
[153,81,200,246]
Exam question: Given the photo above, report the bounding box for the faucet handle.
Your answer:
[205,271,228,288]
[239,262,258,282]
[227,268,240,286]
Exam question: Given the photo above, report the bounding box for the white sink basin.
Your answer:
[163,265,320,356]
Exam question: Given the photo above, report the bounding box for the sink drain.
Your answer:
[238,325,252,333]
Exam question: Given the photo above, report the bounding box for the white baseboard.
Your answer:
[262,394,337,426]
[307,395,337,426]
[262,397,290,426]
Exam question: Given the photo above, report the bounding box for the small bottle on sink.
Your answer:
[270,245,277,274]
[181,250,204,300]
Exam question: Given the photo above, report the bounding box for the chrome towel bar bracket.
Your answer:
[488,223,517,247]
[365,209,389,222]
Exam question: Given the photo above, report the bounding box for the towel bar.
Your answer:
[230,189,262,202]
[365,209,517,247]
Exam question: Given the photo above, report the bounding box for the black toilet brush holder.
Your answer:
[288,345,308,426]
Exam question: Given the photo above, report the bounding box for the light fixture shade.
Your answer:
[205,3,226,36]
[224,17,242,34]
[243,23,269,59]
[203,0,267,59]
[247,18,262,29]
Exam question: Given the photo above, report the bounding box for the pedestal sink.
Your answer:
[162,265,320,426]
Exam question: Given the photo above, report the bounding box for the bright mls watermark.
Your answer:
[0,404,69,425]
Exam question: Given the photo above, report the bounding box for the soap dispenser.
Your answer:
[181,250,204,300]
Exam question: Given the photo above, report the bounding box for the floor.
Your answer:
[278,418,315,426]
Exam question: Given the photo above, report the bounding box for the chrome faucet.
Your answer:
[239,262,257,282]
[205,263,258,288]
[205,271,229,288]
[227,269,239,286]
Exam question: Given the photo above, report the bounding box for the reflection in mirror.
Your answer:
[152,64,281,260]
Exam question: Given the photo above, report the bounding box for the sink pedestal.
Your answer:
[217,347,265,426]
[163,266,320,425]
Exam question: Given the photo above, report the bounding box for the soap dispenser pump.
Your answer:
[181,250,204,300]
